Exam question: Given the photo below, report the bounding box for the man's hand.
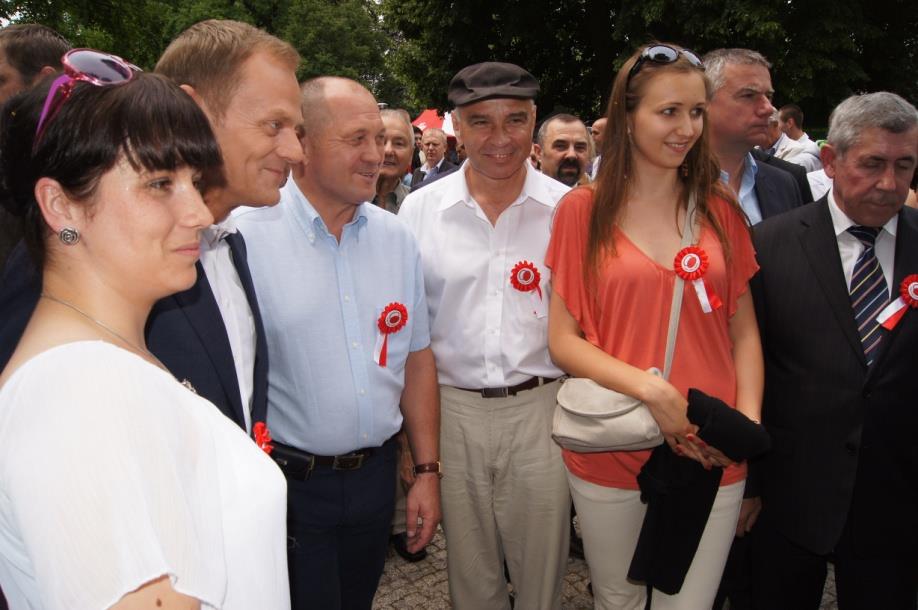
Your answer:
[735,497,762,537]
[405,473,441,553]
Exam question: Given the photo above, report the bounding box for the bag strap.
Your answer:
[662,192,697,380]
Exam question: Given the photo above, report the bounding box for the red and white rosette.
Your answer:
[374,302,408,367]
[253,422,274,455]
[674,246,723,313]
[510,260,545,317]
[876,274,918,331]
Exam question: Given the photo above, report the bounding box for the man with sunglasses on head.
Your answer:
[0,20,304,439]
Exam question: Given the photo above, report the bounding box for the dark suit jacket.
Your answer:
[750,198,918,557]
[0,232,267,432]
[752,147,815,204]
[753,159,805,220]
[409,159,456,188]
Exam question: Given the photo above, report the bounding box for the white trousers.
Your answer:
[568,469,744,610]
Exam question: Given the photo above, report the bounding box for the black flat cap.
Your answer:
[448,62,539,107]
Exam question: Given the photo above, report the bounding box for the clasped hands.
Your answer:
[642,373,734,470]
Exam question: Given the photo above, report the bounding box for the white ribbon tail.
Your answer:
[530,290,547,318]
[373,332,386,366]
[876,297,905,326]
[691,278,712,313]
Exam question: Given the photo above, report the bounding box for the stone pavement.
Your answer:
[373,526,838,609]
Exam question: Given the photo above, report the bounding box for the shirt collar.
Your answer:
[202,215,238,246]
[827,188,898,238]
[287,179,369,244]
[435,160,558,213]
[719,152,759,189]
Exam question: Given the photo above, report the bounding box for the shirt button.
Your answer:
[363,433,368,440]
[344,295,350,302]
[359,389,366,395]
[352,341,359,348]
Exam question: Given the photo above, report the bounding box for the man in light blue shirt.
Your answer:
[235,76,441,610]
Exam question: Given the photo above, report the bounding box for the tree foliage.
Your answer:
[380,0,918,124]
[1,0,914,123]
[0,0,410,107]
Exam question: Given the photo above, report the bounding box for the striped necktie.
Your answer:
[847,225,889,365]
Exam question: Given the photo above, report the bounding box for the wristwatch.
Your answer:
[413,461,442,478]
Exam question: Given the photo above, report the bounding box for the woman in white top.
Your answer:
[0,50,288,609]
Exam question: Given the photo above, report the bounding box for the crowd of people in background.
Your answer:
[0,18,916,610]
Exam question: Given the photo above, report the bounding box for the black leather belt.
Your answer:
[455,376,559,398]
[270,437,394,480]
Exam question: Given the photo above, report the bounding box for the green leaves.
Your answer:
[3,0,913,124]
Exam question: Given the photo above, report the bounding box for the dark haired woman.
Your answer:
[546,44,763,609]
[0,52,288,609]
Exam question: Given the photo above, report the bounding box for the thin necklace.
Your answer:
[40,293,197,393]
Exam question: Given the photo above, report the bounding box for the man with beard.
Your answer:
[535,113,591,186]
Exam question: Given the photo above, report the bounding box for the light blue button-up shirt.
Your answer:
[234,179,430,455]
[721,152,761,225]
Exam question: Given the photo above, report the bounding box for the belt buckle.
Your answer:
[332,453,364,470]
[481,387,510,398]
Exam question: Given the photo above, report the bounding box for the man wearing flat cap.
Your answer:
[399,61,570,609]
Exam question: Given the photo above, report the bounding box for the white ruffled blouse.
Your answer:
[0,341,289,609]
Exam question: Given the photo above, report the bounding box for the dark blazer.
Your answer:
[146,232,268,430]
[0,242,39,369]
[751,148,815,204]
[0,233,266,432]
[409,159,456,188]
[750,198,918,557]
[753,159,805,220]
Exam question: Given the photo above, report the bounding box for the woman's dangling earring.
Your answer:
[680,162,689,178]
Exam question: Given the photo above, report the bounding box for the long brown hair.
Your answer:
[587,43,741,278]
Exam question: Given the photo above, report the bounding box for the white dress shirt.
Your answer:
[398,161,567,388]
[828,189,897,296]
[198,217,257,432]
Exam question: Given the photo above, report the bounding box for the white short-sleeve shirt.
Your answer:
[0,341,289,610]
[398,162,567,388]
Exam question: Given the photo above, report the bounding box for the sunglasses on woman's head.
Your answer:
[33,48,140,147]
[626,45,704,88]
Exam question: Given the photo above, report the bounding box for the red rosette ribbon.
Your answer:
[253,422,274,455]
[876,274,918,331]
[674,246,722,313]
[374,302,408,367]
[510,260,543,300]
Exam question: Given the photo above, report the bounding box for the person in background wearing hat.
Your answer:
[399,61,570,610]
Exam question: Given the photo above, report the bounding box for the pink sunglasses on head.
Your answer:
[34,48,140,146]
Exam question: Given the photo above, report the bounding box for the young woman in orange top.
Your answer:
[546,43,763,609]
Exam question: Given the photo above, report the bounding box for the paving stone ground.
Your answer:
[372,527,838,609]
